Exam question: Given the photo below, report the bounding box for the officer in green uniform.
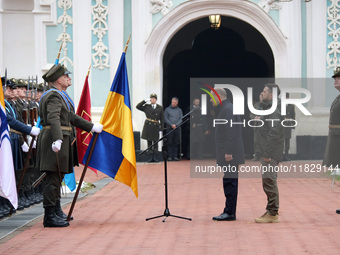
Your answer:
[136,93,164,162]
[323,67,340,215]
[36,64,103,227]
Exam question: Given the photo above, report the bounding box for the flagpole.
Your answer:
[67,133,99,221]
[68,36,132,220]
[124,34,131,53]
[55,41,63,65]
[87,64,91,77]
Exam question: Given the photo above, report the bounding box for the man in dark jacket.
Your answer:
[323,67,340,214]
[36,64,103,228]
[255,83,284,223]
[283,93,295,161]
[211,88,245,221]
[164,97,183,161]
[136,93,164,162]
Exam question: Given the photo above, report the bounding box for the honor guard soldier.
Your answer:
[323,67,340,214]
[35,64,103,227]
[136,93,164,163]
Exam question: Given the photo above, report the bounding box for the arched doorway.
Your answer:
[162,16,274,158]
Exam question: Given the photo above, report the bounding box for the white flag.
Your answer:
[0,78,18,209]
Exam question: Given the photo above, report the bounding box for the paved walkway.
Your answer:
[1,160,340,255]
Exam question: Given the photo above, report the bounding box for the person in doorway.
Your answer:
[136,93,164,163]
[164,97,183,161]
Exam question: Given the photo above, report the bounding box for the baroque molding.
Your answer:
[56,0,73,68]
[258,0,283,13]
[91,0,109,70]
[327,0,340,70]
[150,0,173,15]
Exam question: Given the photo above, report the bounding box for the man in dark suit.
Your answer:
[323,67,340,214]
[283,93,295,161]
[211,88,245,221]
[36,64,103,227]
[136,93,164,163]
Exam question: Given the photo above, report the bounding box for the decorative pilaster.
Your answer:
[327,0,340,70]
[91,0,109,70]
[56,0,73,68]
[150,0,173,15]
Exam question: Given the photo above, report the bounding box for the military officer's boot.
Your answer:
[43,206,69,227]
[55,199,73,221]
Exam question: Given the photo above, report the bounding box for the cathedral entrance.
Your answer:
[162,16,274,158]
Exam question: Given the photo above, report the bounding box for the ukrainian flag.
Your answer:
[83,52,138,197]
[0,78,18,208]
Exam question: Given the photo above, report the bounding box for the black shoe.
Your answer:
[167,157,173,161]
[44,206,69,227]
[55,200,73,221]
[212,213,236,221]
[173,157,180,161]
[336,209,340,214]
[147,154,155,163]
[153,154,159,163]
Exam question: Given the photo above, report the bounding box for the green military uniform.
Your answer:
[136,93,164,162]
[323,68,340,215]
[36,64,94,227]
[323,69,340,169]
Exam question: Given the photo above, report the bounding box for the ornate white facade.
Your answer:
[0,0,336,157]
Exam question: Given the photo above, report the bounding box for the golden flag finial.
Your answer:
[124,34,131,53]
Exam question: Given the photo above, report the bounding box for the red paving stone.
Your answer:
[1,160,340,254]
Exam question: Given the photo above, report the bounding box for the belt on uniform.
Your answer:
[146,118,159,123]
[10,129,23,135]
[329,124,340,129]
[43,125,72,131]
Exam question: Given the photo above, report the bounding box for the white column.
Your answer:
[279,0,302,78]
[132,0,153,149]
[306,1,327,107]
[33,0,56,78]
[108,0,124,82]
[72,0,92,108]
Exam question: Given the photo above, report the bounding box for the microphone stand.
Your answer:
[141,109,194,222]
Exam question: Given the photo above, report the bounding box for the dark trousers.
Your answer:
[147,140,157,154]
[43,171,64,208]
[261,158,279,215]
[167,128,180,158]
[223,164,239,215]
[284,138,290,155]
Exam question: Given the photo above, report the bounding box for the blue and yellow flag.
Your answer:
[83,53,138,197]
[0,78,18,208]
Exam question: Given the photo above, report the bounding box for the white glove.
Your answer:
[27,136,36,148]
[52,140,62,153]
[21,142,29,153]
[30,126,40,136]
[91,123,103,133]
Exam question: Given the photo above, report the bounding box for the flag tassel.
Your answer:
[67,133,99,221]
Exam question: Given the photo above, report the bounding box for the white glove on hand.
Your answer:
[144,98,151,104]
[21,142,29,153]
[52,140,62,153]
[27,136,36,148]
[91,123,103,133]
[30,126,40,136]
